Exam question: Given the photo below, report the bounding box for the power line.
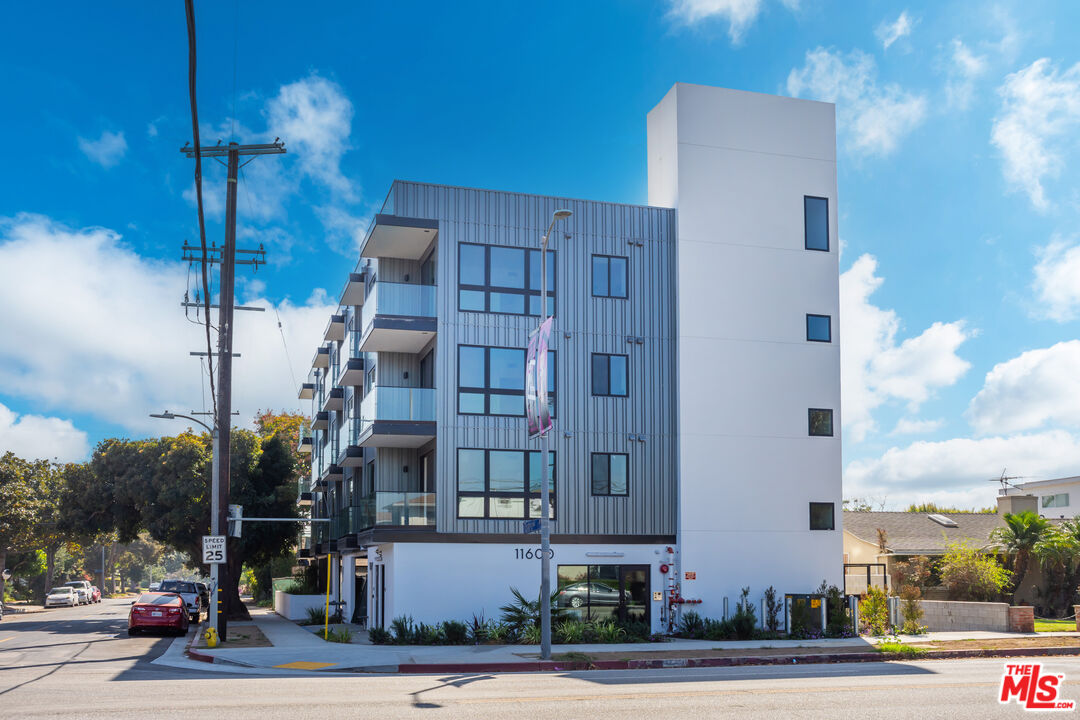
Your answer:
[184,0,217,420]
[274,307,300,408]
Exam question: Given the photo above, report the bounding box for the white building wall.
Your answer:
[1015,478,1080,518]
[647,83,844,618]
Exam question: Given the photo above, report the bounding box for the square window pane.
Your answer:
[490,292,524,314]
[528,294,555,317]
[591,454,609,495]
[610,257,627,297]
[490,247,525,288]
[458,392,485,414]
[529,249,554,290]
[458,496,485,518]
[809,502,834,530]
[457,450,485,491]
[458,346,486,388]
[490,348,525,390]
[610,356,628,396]
[592,256,609,297]
[489,394,524,415]
[459,244,486,285]
[805,196,829,251]
[807,314,831,342]
[489,451,524,491]
[528,496,554,519]
[459,289,486,312]
[592,354,609,396]
[529,451,555,492]
[490,497,525,518]
[809,409,834,437]
[610,454,628,494]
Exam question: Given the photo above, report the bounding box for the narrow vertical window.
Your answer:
[804,196,829,251]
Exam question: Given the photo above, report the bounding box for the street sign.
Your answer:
[202,535,226,564]
[522,518,541,534]
[228,504,243,538]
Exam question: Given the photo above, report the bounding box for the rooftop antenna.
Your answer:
[989,468,1028,495]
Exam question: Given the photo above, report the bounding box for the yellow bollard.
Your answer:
[204,627,219,648]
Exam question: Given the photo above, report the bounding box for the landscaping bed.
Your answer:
[192,624,271,649]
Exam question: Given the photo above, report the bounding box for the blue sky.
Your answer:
[2,0,1080,510]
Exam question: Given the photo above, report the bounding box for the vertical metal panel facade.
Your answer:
[389,181,677,537]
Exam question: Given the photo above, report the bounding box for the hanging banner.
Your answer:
[526,316,554,439]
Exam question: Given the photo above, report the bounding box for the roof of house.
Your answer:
[843,511,1008,555]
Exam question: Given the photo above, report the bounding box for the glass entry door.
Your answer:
[620,566,648,624]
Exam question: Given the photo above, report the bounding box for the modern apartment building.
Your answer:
[296,83,842,633]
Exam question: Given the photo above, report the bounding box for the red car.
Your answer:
[128,593,190,636]
[90,586,101,603]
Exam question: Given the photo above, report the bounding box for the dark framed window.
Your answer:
[458,243,555,316]
[592,255,628,298]
[456,449,555,519]
[809,502,835,530]
[419,350,435,389]
[591,453,628,496]
[808,408,834,437]
[458,345,555,416]
[804,196,829,251]
[591,354,628,397]
[806,314,832,343]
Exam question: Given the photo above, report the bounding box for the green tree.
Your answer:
[33,463,71,596]
[0,452,44,600]
[939,539,1012,601]
[1033,521,1080,617]
[990,510,1051,603]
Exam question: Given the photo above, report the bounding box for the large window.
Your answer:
[556,565,648,623]
[806,314,832,343]
[1043,493,1070,509]
[592,255,628,298]
[458,243,555,316]
[804,196,829,251]
[809,502,835,530]
[456,449,555,519]
[808,408,834,437]
[591,453,628,496]
[591,353,628,397]
[458,345,555,416]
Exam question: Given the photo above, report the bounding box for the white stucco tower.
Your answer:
[647,83,844,615]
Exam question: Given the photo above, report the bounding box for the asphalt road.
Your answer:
[2,599,1078,719]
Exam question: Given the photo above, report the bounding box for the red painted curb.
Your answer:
[396,646,1080,674]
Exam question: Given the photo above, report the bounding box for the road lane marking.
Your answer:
[0,638,12,644]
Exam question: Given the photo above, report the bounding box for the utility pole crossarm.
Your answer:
[180,141,286,158]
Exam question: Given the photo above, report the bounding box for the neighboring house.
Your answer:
[1007,476,1080,519]
[843,494,1047,603]
[298,83,843,633]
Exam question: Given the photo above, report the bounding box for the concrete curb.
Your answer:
[395,645,1080,674]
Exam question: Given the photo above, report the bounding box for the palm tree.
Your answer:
[990,511,1051,603]
[1033,528,1080,616]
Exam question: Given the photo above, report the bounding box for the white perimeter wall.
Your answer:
[647,83,844,616]
[364,542,672,632]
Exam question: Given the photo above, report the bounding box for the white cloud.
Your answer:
[891,417,944,435]
[0,402,89,463]
[0,214,335,436]
[265,74,356,201]
[78,130,127,168]
[787,48,927,157]
[844,430,1080,510]
[840,254,971,442]
[966,341,1080,435]
[876,10,915,50]
[1032,236,1080,321]
[665,0,767,43]
[990,58,1080,210]
[945,38,987,109]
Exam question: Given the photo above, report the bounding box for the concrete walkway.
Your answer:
[183,607,1080,673]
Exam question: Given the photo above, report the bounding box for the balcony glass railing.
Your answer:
[354,386,436,438]
[340,492,436,533]
[360,281,437,335]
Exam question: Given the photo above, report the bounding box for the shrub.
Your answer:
[487,621,514,644]
[817,582,852,638]
[442,619,468,645]
[763,586,781,633]
[368,626,391,644]
[939,539,1012,601]
[302,606,327,626]
[731,587,757,640]
[898,584,927,635]
[859,586,890,636]
[677,610,705,639]
[499,586,566,634]
[316,627,353,643]
[390,615,416,644]
[556,619,585,644]
[467,613,489,645]
[521,625,542,644]
[618,620,651,643]
[594,620,626,643]
[704,617,735,640]
[416,622,443,645]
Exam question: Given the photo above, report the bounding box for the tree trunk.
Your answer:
[44,546,56,596]
[0,549,6,603]
[224,549,250,620]
[1012,551,1030,603]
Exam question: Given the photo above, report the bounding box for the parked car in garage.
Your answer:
[45,587,79,607]
[128,593,190,636]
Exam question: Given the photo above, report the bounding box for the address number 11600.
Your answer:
[514,548,554,560]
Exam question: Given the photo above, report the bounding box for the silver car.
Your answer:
[63,581,92,605]
[45,587,78,607]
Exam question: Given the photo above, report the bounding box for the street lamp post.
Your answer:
[149,411,220,639]
[538,209,571,661]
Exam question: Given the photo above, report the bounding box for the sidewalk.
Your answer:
[183,607,1080,674]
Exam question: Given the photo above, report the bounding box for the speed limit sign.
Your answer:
[202,535,226,564]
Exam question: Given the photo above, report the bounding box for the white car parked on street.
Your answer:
[63,580,93,605]
[45,587,78,608]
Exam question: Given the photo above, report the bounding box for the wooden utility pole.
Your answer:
[181,140,283,637]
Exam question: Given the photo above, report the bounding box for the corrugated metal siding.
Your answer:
[386,181,677,537]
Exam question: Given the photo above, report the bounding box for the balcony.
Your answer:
[312,345,330,370]
[340,272,366,306]
[321,387,344,413]
[297,491,313,506]
[359,281,437,353]
[298,382,314,400]
[312,411,329,430]
[341,492,437,533]
[360,214,438,260]
[355,386,436,448]
[323,314,345,343]
[298,436,312,454]
[338,358,365,386]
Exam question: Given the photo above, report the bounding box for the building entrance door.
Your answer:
[619,566,648,624]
